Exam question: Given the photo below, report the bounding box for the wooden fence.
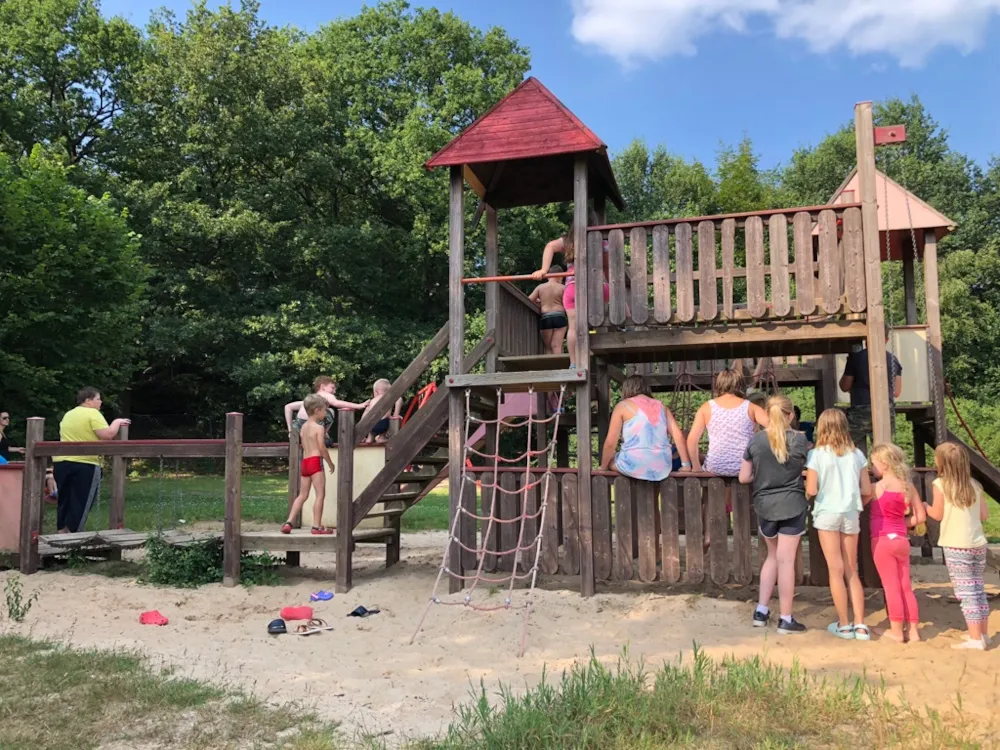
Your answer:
[587,204,867,328]
[496,281,542,358]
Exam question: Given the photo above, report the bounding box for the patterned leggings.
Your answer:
[943,547,989,624]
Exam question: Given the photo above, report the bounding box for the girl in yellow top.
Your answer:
[925,443,990,650]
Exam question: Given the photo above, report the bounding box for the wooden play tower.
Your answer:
[424,77,992,596]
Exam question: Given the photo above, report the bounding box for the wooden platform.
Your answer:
[36,528,219,557]
[449,368,588,394]
[239,527,394,553]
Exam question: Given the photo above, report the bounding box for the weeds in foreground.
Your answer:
[415,646,988,749]
[3,575,38,622]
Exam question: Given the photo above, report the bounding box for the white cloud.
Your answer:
[571,0,1000,67]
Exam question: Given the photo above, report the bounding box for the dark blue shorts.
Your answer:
[372,417,391,436]
[758,510,808,539]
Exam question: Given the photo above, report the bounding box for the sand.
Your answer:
[2,531,999,744]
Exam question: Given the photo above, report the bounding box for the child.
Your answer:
[740,395,810,634]
[284,376,368,446]
[361,378,403,444]
[528,265,568,357]
[866,443,926,644]
[925,443,991,650]
[282,395,336,535]
[805,409,872,640]
[793,405,815,446]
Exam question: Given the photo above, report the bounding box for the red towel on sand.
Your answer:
[280,606,313,621]
[139,610,169,626]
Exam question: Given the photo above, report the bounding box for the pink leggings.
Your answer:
[872,535,919,623]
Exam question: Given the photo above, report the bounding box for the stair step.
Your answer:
[382,489,423,502]
[365,507,409,519]
[353,528,395,544]
[425,435,449,448]
[397,469,440,482]
[413,454,448,465]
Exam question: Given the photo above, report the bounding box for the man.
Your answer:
[54,387,130,533]
[839,324,903,453]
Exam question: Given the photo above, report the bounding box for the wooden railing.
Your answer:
[496,281,542,357]
[586,204,866,327]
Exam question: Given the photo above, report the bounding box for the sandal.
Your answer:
[853,623,871,641]
[827,622,856,640]
[311,526,334,535]
[281,523,293,534]
[307,618,334,632]
[293,624,318,636]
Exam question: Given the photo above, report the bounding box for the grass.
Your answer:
[0,633,342,750]
[415,647,986,750]
[0,636,987,749]
[41,474,453,534]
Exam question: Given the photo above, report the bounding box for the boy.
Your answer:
[528,264,568,356]
[284,376,368,447]
[361,378,403,443]
[282,394,336,535]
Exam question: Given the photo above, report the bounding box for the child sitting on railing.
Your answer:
[361,379,403,444]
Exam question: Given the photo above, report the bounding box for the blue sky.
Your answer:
[99,0,1000,172]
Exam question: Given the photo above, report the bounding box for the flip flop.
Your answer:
[267,618,287,635]
[310,590,334,602]
[307,618,334,632]
[293,624,319,636]
[347,606,380,618]
[853,623,871,641]
[827,622,855,640]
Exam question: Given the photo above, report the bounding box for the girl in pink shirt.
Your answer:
[865,443,926,644]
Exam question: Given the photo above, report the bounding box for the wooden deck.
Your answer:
[37,528,219,557]
[240,528,394,552]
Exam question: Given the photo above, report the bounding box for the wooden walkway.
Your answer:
[37,528,219,557]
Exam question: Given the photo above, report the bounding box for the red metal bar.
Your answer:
[462,272,573,285]
[588,202,863,233]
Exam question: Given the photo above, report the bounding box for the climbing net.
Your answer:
[410,385,566,657]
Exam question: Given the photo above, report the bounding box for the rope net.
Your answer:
[410,385,566,657]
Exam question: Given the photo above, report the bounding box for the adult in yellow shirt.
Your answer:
[53,387,130,533]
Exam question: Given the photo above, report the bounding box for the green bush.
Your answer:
[140,536,281,588]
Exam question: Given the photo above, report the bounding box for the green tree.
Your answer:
[0,147,146,432]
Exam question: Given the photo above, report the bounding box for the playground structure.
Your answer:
[6,77,1000,600]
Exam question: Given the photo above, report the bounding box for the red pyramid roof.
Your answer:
[426,77,607,168]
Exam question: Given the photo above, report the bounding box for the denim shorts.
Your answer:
[812,510,860,535]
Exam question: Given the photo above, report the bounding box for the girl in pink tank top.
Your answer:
[866,443,926,644]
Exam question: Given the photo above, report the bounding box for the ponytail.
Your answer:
[765,395,793,464]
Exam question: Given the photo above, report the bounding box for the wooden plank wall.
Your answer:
[497,282,543,358]
[589,206,866,328]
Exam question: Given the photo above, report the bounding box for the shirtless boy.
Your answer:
[284,376,368,446]
[282,394,336,535]
[361,378,403,443]
[528,264,568,356]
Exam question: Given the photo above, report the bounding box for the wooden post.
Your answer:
[336,409,355,593]
[109,423,128,529]
[902,251,918,325]
[286,427,301,567]
[448,165,466,594]
[18,417,45,574]
[222,412,243,588]
[573,154,595,597]
[596,360,610,454]
[485,204,499,374]
[923,230,946,445]
[817,354,838,413]
[556,428,569,468]
[855,102,892,444]
[535,390,548,465]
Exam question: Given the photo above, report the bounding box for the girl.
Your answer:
[532,233,609,368]
[740,395,810,634]
[866,443,926,644]
[599,374,691,480]
[688,368,769,547]
[805,409,872,641]
[925,443,991,650]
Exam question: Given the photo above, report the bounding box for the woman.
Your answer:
[740,395,810,634]
[600,375,689,479]
[686,368,769,546]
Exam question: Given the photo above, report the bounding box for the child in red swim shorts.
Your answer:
[282,394,336,535]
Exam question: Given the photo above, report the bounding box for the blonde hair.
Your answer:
[561,233,575,263]
[765,395,794,464]
[374,378,391,392]
[303,393,327,416]
[713,368,745,398]
[935,442,978,509]
[871,442,914,499]
[814,409,854,457]
[621,374,652,400]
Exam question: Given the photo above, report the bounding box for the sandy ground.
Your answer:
[3,531,1000,744]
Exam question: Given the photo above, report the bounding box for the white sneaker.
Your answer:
[952,638,986,650]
